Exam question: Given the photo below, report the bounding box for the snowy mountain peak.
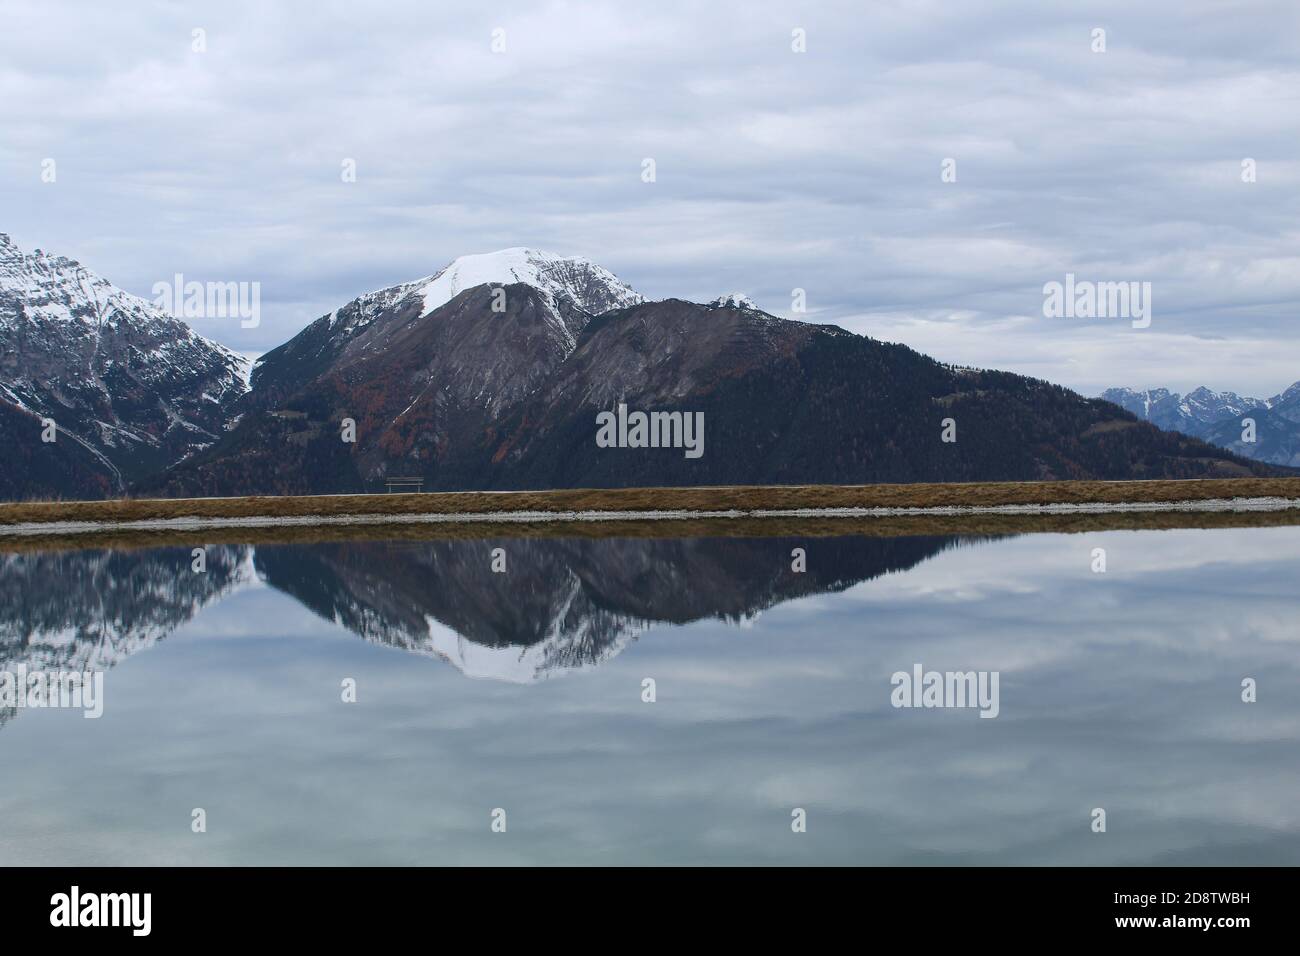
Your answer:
[1100,380,1300,468]
[416,247,643,317]
[708,292,758,310]
[2,234,125,329]
[0,232,250,492]
[1268,380,1300,408]
[0,234,236,355]
[316,247,644,343]
[1102,384,1266,426]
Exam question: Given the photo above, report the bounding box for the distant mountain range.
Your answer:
[0,234,1287,500]
[1101,384,1300,468]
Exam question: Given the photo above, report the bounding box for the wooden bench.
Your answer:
[384,477,425,494]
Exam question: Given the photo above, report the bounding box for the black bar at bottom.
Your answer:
[0,866,1282,942]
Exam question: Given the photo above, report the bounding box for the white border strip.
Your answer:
[0,496,1298,538]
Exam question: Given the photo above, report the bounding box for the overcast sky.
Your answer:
[2,0,1297,396]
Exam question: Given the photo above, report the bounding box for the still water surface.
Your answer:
[2,526,1298,864]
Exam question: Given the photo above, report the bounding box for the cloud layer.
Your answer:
[1,0,1296,394]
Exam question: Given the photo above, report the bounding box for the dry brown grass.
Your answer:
[3,477,1300,527]
[1,478,1299,551]
[2,507,1298,554]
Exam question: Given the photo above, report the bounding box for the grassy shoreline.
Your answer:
[3,477,1300,530]
[4,506,1300,553]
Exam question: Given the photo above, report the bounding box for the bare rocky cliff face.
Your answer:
[0,233,248,497]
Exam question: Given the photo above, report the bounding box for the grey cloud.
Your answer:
[0,0,1296,392]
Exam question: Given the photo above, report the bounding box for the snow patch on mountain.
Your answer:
[1101,385,1268,430]
[416,247,644,317]
[1102,381,1300,468]
[0,231,250,489]
[422,613,643,684]
[0,234,240,355]
[708,292,758,310]
[305,248,643,347]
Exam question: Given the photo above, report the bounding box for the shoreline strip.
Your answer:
[2,494,1297,538]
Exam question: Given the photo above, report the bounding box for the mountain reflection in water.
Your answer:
[2,534,964,686]
[3,527,1298,866]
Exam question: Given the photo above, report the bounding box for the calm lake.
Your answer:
[2,524,1298,865]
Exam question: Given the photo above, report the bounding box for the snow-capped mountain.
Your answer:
[1100,385,1267,434]
[1182,385,1268,423]
[1102,382,1300,466]
[160,248,646,496]
[0,233,248,496]
[415,247,644,318]
[250,247,641,393]
[1264,380,1300,415]
[709,292,759,310]
[244,246,641,426]
[152,273,1280,497]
